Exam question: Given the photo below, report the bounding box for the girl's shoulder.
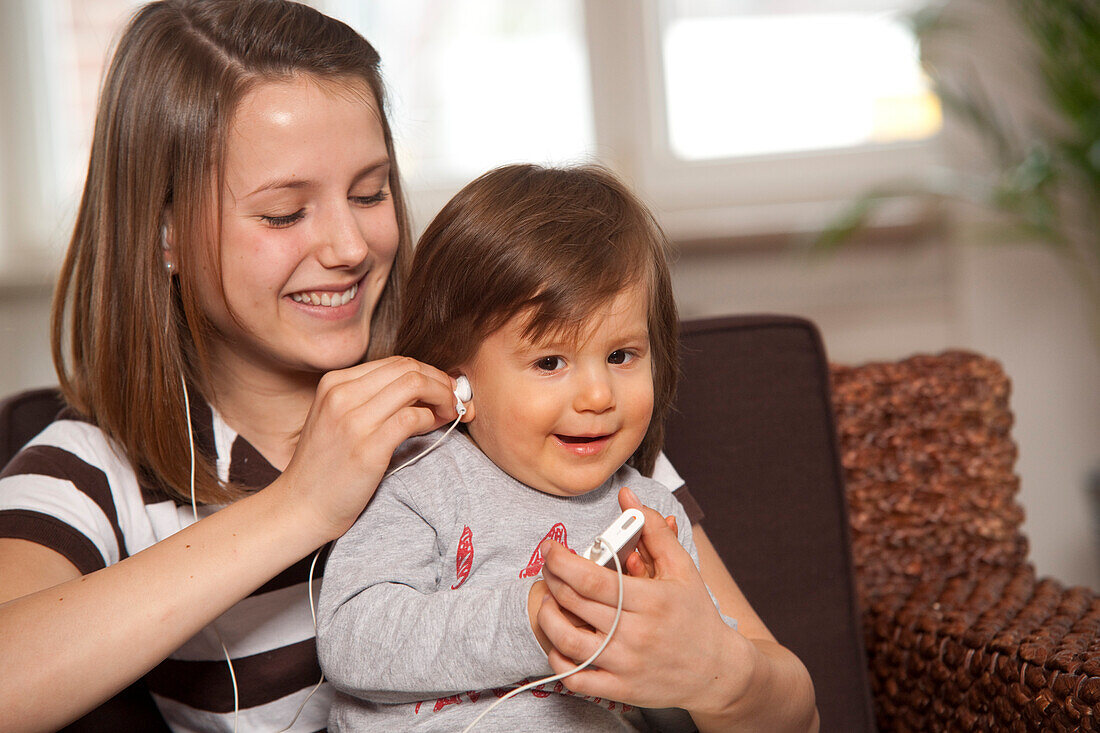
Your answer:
[2,408,138,489]
[0,410,163,572]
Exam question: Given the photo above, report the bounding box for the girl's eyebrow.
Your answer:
[245,157,390,198]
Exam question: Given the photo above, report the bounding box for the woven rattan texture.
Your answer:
[831,351,1100,731]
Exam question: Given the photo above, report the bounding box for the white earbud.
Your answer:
[454,375,472,416]
[161,224,174,273]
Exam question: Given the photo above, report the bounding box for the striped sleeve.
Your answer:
[0,420,136,572]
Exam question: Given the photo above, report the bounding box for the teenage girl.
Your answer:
[0,1,817,731]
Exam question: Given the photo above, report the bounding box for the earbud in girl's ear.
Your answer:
[160,224,174,272]
[454,375,472,416]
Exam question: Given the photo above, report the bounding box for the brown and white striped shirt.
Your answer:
[0,400,331,731]
[0,399,698,731]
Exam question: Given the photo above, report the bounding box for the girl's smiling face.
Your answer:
[193,73,399,380]
[459,285,655,497]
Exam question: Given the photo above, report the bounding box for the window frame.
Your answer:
[586,0,940,240]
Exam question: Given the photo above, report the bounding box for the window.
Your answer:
[624,0,941,238]
[0,0,138,271]
[323,0,595,186]
[0,0,939,266]
[659,2,940,160]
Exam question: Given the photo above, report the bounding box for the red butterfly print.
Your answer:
[519,523,571,578]
[452,525,473,589]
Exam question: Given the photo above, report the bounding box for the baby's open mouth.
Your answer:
[556,435,606,444]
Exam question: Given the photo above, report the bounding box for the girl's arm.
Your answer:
[690,525,820,732]
[537,493,819,733]
[0,356,458,732]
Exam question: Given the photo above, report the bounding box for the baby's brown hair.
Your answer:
[396,164,678,476]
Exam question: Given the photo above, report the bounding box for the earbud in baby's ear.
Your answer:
[454,375,472,416]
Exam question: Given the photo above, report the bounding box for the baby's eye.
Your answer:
[260,209,305,228]
[535,356,565,372]
[607,350,636,365]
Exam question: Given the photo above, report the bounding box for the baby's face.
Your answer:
[458,284,654,497]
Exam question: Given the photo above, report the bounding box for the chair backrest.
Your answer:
[0,387,66,466]
[664,315,876,733]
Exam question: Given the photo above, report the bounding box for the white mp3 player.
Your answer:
[580,508,645,569]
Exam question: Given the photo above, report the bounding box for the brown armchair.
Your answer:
[3,315,1098,731]
[664,315,1100,732]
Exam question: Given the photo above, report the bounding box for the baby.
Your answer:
[317,164,732,731]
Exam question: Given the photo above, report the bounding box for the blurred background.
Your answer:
[1,0,1097,587]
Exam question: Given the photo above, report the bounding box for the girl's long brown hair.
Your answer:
[51,0,412,504]
[396,164,679,477]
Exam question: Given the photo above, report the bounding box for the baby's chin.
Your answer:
[520,469,621,498]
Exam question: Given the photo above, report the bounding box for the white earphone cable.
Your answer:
[276,547,327,732]
[182,375,240,733]
[460,537,626,733]
[385,410,464,477]
[284,403,468,731]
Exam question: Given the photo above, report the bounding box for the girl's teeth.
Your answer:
[292,282,358,307]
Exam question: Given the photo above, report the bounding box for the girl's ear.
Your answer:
[161,211,176,272]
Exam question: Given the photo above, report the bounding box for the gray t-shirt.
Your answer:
[317,430,712,732]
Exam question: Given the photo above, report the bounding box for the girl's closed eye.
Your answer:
[260,209,305,228]
[350,190,389,206]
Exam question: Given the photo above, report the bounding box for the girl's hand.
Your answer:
[278,356,461,541]
[527,496,675,649]
[622,493,677,579]
[537,494,756,716]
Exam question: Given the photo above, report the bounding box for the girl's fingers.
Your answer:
[326,358,457,420]
[540,564,621,634]
[284,357,464,538]
[624,551,650,578]
[629,503,696,577]
[539,539,629,607]
[617,486,644,513]
[547,649,624,700]
[628,514,674,578]
[318,354,454,391]
[537,592,626,669]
